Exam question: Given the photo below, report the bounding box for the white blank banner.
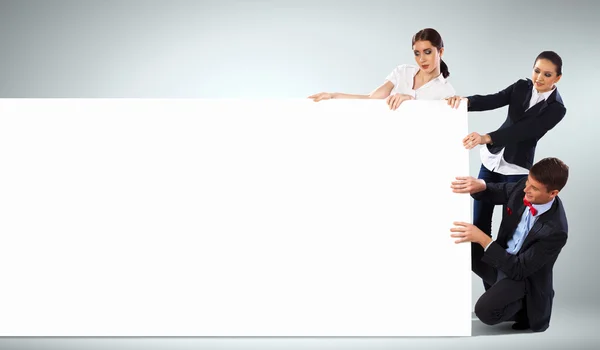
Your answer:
[0,99,471,336]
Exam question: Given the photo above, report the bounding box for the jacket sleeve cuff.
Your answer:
[484,240,494,252]
[481,242,505,268]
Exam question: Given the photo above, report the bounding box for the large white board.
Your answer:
[0,99,471,336]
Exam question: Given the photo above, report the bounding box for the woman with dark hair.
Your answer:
[309,28,455,110]
[447,51,566,239]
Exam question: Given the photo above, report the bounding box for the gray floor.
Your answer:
[1,303,598,350]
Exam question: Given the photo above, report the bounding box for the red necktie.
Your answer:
[523,198,538,216]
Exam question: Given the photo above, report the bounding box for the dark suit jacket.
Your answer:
[467,79,566,170]
[471,177,568,332]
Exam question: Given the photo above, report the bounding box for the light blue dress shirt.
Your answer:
[495,198,555,283]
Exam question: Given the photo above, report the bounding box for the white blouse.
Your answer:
[385,64,455,100]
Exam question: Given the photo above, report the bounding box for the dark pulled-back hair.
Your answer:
[412,28,449,78]
[535,51,563,76]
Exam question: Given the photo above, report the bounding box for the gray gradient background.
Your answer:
[1,0,599,349]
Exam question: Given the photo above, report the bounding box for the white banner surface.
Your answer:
[0,99,471,336]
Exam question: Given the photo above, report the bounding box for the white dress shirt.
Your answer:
[385,64,456,100]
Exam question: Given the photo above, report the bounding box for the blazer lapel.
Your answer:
[523,101,545,116]
[498,203,527,247]
[521,84,533,110]
[546,88,558,104]
[523,85,558,117]
[535,88,558,115]
[520,200,559,249]
[520,218,546,250]
[537,100,549,114]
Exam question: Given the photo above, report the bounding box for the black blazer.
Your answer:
[472,177,568,332]
[467,79,566,170]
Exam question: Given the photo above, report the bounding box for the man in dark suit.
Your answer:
[450,157,569,332]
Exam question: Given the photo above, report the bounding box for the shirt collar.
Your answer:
[532,85,556,101]
[411,65,447,84]
[531,197,555,217]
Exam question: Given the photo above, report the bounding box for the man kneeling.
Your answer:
[450,157,569,332]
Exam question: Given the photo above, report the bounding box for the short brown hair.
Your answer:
[530,157,569,192]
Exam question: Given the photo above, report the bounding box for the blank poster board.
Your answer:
[0,99,471,336]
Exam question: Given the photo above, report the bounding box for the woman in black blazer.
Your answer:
[447,51,566,237]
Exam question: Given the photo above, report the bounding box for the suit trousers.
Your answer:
[472,243,527,325]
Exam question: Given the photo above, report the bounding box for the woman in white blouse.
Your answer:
[308,28,456,110]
